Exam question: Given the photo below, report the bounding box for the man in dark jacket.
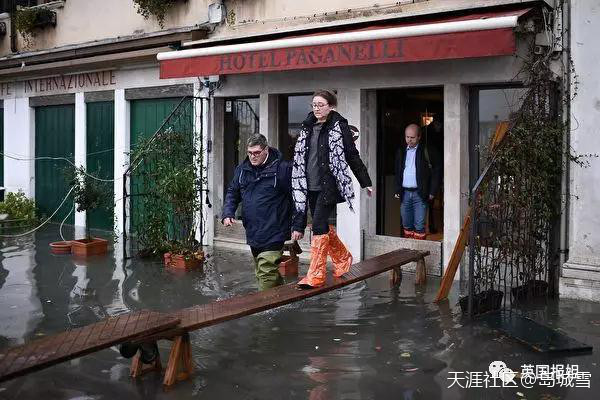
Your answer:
[394,124,441,240]
[222,133,298,290]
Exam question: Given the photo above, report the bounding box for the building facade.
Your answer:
[1,0,598,300]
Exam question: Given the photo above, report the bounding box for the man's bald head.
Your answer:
[405,124,421,148]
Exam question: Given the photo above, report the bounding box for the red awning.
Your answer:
[158,8,532,79]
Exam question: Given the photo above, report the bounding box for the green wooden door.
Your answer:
[87,101,114,231]
[130,98,186,146]
[129,98,188,233]
[35,105,75,224]
[0,108,3,195]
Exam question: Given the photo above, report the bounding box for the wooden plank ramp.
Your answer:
[0,248,428,387]
[0,310,180,383]
[172,248,429,332]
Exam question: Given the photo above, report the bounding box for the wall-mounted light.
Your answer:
[421,111,434,127]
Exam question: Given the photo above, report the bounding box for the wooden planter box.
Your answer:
[164,252,204,270]
[278,255,299,276]
[71,238,108,257]
[49,241,71,254]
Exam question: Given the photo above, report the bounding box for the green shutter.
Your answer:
[86,101,114,231]
[0,108,3,192]
[129,98,189,233]
[35,105,75,224]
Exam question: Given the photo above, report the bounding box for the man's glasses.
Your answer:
[247,148,266,157]
[311,103,329,109]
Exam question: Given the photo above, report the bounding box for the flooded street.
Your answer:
[0,227,598,400]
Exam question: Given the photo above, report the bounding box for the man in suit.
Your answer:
[394,124,441,240]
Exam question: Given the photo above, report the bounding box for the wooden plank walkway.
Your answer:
[0,248,428,386]
[172,248,428,332]
[0,310,180,383]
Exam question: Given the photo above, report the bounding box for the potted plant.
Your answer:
[132,129,205,270]
[156,155,205,270]
[511,273,549,305]
[459,289,503,315]
[163,241,204,270]
[66,166,110,257]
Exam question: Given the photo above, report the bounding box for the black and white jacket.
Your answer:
[292,111,372,229]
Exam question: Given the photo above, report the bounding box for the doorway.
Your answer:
[376,87,444,240]
[222,97,260,218]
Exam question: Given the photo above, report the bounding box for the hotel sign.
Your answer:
[0,70,116,98]
[160,28,516,79]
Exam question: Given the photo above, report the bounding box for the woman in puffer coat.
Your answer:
[291,90,373,288]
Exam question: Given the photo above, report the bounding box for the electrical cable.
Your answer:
[59,205,75,242]
[0,152,119,182]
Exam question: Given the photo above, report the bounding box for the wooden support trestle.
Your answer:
[163,333,193,387]
[128,333,193,387]
[130,350,162,378]
[389,255,427,287]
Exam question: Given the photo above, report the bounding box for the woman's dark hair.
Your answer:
[312,90,337,107]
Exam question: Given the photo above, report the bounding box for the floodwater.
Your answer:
[0,227,599,400]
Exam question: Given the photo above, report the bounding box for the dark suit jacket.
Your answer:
[394,144,442,202]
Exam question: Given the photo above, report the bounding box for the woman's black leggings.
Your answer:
[308,191,336,235]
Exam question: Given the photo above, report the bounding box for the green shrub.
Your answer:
[0,190,37,223]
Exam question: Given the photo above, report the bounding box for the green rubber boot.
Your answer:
[255,250,284,291]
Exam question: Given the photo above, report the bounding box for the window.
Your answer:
[278,93,312,161]
[469,86,527,187]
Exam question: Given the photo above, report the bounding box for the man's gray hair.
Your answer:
[247,133,268,149]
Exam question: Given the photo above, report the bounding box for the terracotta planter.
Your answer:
[50,241,71,254]
[278,255,299,276]
[164,252,204,270]
[71,238,109,257]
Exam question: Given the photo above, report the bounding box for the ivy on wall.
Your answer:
[469,2,596,306]
[14,6,56,47]
[132,0,180,28]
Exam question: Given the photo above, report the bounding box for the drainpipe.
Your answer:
[9,0,17,53]
[559,0,571,273]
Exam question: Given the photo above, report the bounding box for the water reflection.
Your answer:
[0,227,599,399]
[0,235,42,346]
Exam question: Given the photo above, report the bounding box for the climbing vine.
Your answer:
[469,3,595,308]
[14,6,56,47]
[128,99,207,258]
[132,0,181,28]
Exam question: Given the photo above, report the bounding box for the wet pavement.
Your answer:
[0,226,599,400]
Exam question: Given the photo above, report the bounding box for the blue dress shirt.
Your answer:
[402,145,418,188]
